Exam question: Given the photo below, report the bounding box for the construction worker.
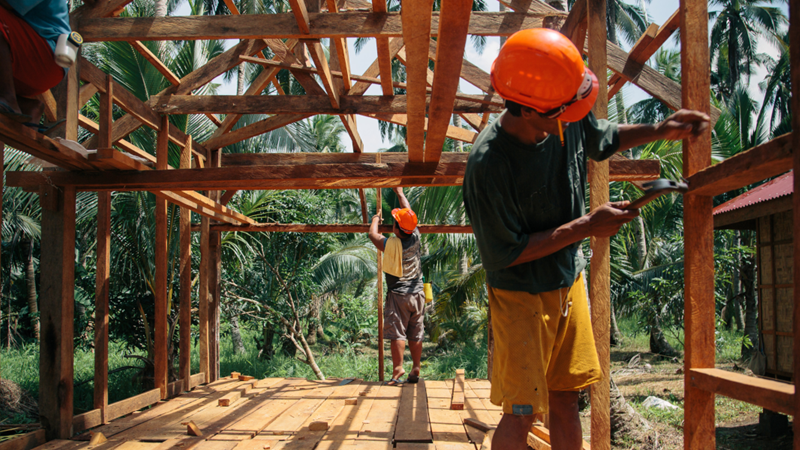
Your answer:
[462,28,709,450]
[0,0,71,128]
[368,187,424,386]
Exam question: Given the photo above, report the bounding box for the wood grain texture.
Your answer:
[155,118,170,399]
[450,370,465,410]
[687,133,792,197]
[289,0,311,33]
[98,76,113,149]
[395,381,432,441]
[372,0,395,95]
[94,190,111,423]
[587,1,610,449]
[401,0,434,162]
[129,41,181,86]
[607,22,658,98]
[424,0,472,162]
[199,216,210,379]
[689,368,793,415]
[362,113,477,143]
[77,12,558,41]
[681,0,715,448]
[105,389,162,422]
[350,37,404,96]
[377,187,384,381]
[39,185,76,440]
[199,224,472,233]
[791,0,800,445]
[0,430,46,450]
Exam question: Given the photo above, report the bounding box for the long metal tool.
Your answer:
[624,178,689,210]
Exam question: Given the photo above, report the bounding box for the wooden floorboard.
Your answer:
[33,377,496,450]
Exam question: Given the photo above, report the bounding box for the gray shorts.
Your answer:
[383,290,425,342]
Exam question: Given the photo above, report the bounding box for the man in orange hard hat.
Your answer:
[368,187,425,386]
[463,28,710,450]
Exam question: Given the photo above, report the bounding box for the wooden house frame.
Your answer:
[0,0,796,449]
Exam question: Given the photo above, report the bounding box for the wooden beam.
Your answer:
[681,0,715,447]
[326,0,352,90]
[350,37,404,96]
[424,0,472,162]
[372,0,395,95]
[199,223,473,233]
[98,75,114,150]
[93,190,111,423]
[39,184,76,440]
[362,113,477,143]
[607,23,658,98]
[129,40,181,86]
[154,117,169,400]
[77,12,561,41]
[305,40,341,108]
[154,95,501,115]
[401,0,434,162]
[689,368,794,416]
[104,388,161,422]
[288,0,312,33]
[78,114,151,162]
[686,133,792,197]
[37,90,58,123]
[560,0,587,49]
[588,0,610,448]
[179,136,192,394]
[790,0,800,445]
[202,114,312,150]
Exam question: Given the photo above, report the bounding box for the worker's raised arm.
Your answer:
[368,214,385,251]
[393,187,411,210]
[617,109,710,152]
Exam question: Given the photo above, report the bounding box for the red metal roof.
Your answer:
[713,171,793,216]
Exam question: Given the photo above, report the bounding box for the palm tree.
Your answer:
[709,0,787,98]
[756,30,792,134]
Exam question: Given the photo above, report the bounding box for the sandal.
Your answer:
[0,100,32,123]
[406,374,420,384]
[385,378,404,386]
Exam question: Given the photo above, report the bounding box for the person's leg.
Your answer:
[408,340,422,378]
[491,413,535,450]
[0,32,21,113]
[17,96,43,123]
[548,390,582,450]
[390,339,406,381]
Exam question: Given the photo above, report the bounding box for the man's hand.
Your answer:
[657,109,711,141]
[585,201,640,237]
[372,214,383,224]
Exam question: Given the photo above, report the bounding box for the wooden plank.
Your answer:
[38,184,76,440]
[153,95,499,115]
[560,0,587,49]
[370,0,394,96]
[305,40,340,108]
[129,41,182,86]
[689,368,793,415]
[202,114,311,151]
[288,0,311,33]
[180,136,193,392]
[426,380,469,443]
[0,116,92,170]
[607,23,658,98]
[458,383,496,444]
[216,379,305,437]
[106,389,162,422]
[95,190,111,423]
[78,12,560,42]
[263,383,338,435]
[191,372,207,389]
[315,382,380,448]
[686,133,792,197]
[681,0,715,447]
[529,424,590,450]
[73,409,103,433]
[792,0,800,443]
[587,1,610,449]
[78,114,150,162]
[400,0,434,162]
[202,224,472,234]
[356,384,403,441]
[424,0,471,162]
[0,430,46,450]
[155,118,169,400]
[167,380,184,399]
[450,370,465,410]
[395,380,432,442]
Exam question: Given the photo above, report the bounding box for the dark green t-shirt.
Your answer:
[463,111,619,293]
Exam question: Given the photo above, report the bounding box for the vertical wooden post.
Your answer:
[208,150,222,383]
[39,184,76,440]
[199,195,210,382]
[681,0,715,448]
[94,75,113,422]
[0,141,3,380]
[179,135,193,391]
[790,0,800,448]
[376,185,384,382]
[154,116,169,399]
[587,0,610,448]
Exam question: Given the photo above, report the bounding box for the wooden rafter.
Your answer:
[362,113,476,143]
[424,0,472,162]
[400,0,433,162]
[372,0,395,95]
[77,12,561,42]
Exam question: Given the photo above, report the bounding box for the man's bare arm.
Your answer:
[617,109,710,153]
[508,201,638,268]
[368,214,385,251]
[394,187,411,210]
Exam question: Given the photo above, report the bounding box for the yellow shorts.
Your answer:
[489,273,601,415]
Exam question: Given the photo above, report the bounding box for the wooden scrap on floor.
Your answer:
[463,418,492,433]
[480,429,495,450]
[308,422,328,431]
[187,421,202,436]
[238,376,255,382]
[88,432,108,446]
[231,373,241,379]
[450,370,465,410]
[344,398,358,405]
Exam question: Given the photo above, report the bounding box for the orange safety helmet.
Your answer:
[391,208,418,234]
[491,28,598,123]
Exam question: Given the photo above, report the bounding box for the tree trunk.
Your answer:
[741,233,759,359]
[306,295,322,345]
[154,0,167,18]
[257,323,275,361]
[632,217,647,268]
[609,376,653,445]
[649,319,678,357]
[26,240,39,341]
[230,313,246,354]
[237,64,246,96]
[610,300,623,347]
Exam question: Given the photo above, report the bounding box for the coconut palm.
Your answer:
[756,30,792,134]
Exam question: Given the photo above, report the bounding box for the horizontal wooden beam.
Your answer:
[687,133,792,197]
[76,11,563,41]
[0,116,94,171]
[689,368,793,416]
[72,409,102,434]
[194,223,474,233]
[154,95,501,115]
[0,429,46,450]
[202,114,312,151]
[105,388,161,423]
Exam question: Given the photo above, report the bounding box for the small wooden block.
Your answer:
[450,403,465,410]
[89,432,107,446]
[187,421,202,436]
[308,422,328,431]
[359,391,368,396]
[345,398,358,405]
[231,372,241,379]
[464,418,493,433]
[239,375,255,381]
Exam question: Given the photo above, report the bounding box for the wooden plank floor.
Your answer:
[36,377,503,450]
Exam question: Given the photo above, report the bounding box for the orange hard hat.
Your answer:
[391,208,418,234]
[490,28,598,123]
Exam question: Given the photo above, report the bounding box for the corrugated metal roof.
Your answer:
[713,171,793,216]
